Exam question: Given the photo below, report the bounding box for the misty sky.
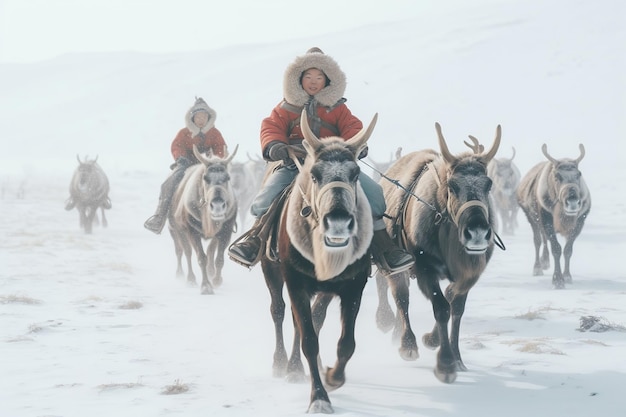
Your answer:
[0,0,487,63]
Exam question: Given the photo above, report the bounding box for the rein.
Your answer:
[360,158,442,222]
[360,158,505,251]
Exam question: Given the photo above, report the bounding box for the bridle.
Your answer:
[362,157,505,251]
[289,148,358,226]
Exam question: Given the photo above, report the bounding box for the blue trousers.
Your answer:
[250,164,387,230]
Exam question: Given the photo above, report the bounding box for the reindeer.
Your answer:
[516,143,590,289]
[230,154,267,228]
[168,144,238,294]
[488,146,521,235]
[375,123,501,383]
[259,111,375,413]
[65,155,111,234]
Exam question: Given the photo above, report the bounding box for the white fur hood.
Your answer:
[283,47,347,107]
[185,97,218,136]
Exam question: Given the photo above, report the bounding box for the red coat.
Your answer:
[170,127,226,162]
[260,101,363,155]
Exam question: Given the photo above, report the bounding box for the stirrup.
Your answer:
[375,251,415,276]
[144,215,166,234]
[228,237,262,268]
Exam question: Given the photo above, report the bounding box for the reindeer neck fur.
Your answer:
[285,140,373,281]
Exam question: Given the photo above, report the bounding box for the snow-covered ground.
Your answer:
[1,1,625,416]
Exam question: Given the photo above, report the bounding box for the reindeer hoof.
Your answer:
[422,333,440,349]
[324,367,346,391]
[434,367,457,384]
[308,399,333,414]
[399,346,419,361]
[376,306,395,333]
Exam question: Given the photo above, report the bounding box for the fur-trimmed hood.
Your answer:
[283,47,347,107]
[185,97,218,137]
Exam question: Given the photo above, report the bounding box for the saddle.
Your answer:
[230,182,294,266]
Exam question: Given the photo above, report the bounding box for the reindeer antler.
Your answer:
[463,136,485,154]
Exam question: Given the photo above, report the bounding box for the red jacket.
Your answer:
[260,100,363,157]
[170,127,226,162]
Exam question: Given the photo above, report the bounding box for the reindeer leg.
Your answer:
[446,286,468,372]
[311,292,332,376]
[190,233,213,294]
[286,274,332,414]
[169,228,185,278]
[286,311,305,383]
[389,271,418,361]
[261,260,289,378]
[530,222,544,275]
[312,292,333,336]
[85,206,95,234]
[540,231,551,270]
[102,207,108,228]
[541,211,564,289]
[424,279,456,383]
[563,216,587,284]
[206,238,217,279]
[212,229,232,288]
[375,271,395,333]
[182,233,196,284]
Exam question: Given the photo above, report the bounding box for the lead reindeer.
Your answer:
[168,144,238,294]
[375,123,501,383]
[516,143,590,289]
[260,111,375,413]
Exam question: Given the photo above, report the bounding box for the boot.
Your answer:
[144,165,186,234]
[371,229,415,274]
[144,196,170,234]
[228,219,263,267]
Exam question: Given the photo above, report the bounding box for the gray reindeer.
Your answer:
[65,155,111,234]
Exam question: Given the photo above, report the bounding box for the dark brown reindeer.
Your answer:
[516,143,590,289]
[488,146,521,235]
[168,144,238,294]
[260,111,375,414]
[375,123,501,383]
[65,155,111,234]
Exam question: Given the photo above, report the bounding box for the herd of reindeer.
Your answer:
[66,115,591,414]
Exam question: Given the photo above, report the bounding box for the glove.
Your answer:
[267,143,290,161]
[170,156,192,170]
[290,144,308,159]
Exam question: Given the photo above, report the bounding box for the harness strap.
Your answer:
[393,163,432,249]
[313,181,355,218]
[282,102,341,137]
[450,200,488,227]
